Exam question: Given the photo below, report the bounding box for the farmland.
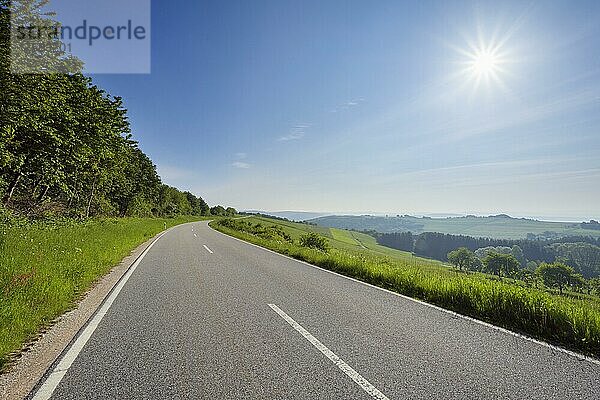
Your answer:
[309,214,600,240]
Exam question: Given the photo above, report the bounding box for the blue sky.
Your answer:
[82,0,600,220]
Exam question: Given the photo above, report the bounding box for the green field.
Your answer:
[247,216,448,269]
[310,214,600,239]
[212,216,600,357]
[0,216,202,371]
[330,228,361,246]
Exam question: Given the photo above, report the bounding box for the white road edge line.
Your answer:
[208,222,600,366]
[203,244,214,254]
[268,304,390,400]
[31,229,170,400]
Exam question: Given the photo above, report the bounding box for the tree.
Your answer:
[526,260,539,271]
[447,247,478,271]
[210,205,227,216]
[548,242,600,278]
[483,253,520,277]
[470,256,483,271]
[376,231,414,252]
[511,245,526,268]
[518,269,537,287]
[536,262,578,294]
[183,192,210,216]
[0,1,211,219]
[198,197,210,216]
[158,185,192,216]
[475,246,512,260]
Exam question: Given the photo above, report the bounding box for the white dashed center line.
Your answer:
[203,245,214,254]
[268,304,389,400]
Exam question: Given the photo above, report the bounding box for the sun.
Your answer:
[455,38,512,92]
[470,50,500,77]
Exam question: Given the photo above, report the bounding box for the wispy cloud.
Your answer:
[231,161,251,169]
[330,98,365,113]
[278,132,305,141]
[231,152,250,168]
[278,124,310,141]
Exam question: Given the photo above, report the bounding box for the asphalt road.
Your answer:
[31,221,600,399]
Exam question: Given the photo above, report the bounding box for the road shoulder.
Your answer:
[0,230,165,400]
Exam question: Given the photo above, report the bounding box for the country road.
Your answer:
[30,221,600,399]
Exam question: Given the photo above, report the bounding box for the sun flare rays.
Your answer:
[452,32,515,95]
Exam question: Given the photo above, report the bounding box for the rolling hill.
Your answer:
[308,214,600,240]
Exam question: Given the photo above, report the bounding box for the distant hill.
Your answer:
[308,214,600,240]
[244,210,331,222]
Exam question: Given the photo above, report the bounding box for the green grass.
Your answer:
[0,216,202,370]
[212,217,600,357]
[252,216,451,272]
[416,216,600,239]
[249,216,445,265]
[330,228,361,246]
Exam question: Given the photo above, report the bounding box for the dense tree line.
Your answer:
[376,231,600,278]
[377,231,414,251]
[549,242,600,279]
[0,1,231,219]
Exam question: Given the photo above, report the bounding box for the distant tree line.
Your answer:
[376,231,600,278]
[581,220,600,230]
[244,212,292,222]
[0,1,234,219]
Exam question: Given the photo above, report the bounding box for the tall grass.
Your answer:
[0,216,199,370]
[212,219,600,357]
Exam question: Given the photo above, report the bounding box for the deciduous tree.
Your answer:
[536,262,579,294]
[483,253,520,277]
[447,247,478,271]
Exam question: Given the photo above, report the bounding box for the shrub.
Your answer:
[216,219,292,243]
[299,233,329,252]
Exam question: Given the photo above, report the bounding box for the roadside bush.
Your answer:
[216,219,292,243]
[299,233,329,252]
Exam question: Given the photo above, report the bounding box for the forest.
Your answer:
[0,0,232,220]
[376,231,600,278]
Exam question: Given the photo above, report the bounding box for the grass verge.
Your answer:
[0,216,201,370]
[211,217,600,357]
